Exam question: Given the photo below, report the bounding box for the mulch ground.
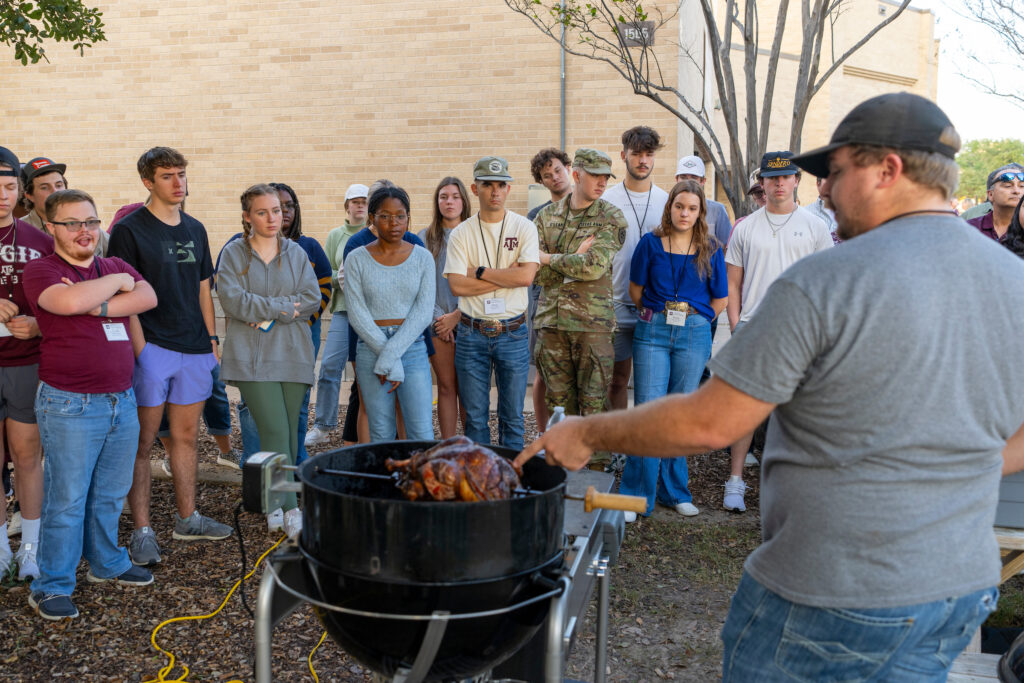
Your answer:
[1,408,763,682]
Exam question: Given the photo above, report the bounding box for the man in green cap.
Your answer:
[533,148,626,469]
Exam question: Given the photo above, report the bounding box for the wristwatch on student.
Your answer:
[209,335,219,344]
[475,266,486,280]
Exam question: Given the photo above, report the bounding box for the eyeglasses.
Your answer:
[374,213,409,224]
[50,219,102,232]
[993,172,1024,185]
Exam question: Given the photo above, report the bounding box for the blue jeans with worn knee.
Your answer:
[721,571,998,682]
[355,329,433,442]
[32,382,139,596]
[620,312,710,514]
[454,322,530,450]
[313,313,348,430]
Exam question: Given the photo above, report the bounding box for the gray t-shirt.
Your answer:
[709,215,1024,608]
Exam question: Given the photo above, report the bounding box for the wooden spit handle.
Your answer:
[583,486,647,514]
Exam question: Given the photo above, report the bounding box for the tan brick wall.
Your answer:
[0,0,934,238]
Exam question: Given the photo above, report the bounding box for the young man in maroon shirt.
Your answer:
[0,146,52,582]
[23,189,158,619]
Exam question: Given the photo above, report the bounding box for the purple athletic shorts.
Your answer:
[133,343,218,407]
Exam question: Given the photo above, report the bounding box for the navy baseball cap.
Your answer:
[759,151,798,178]
[792,92,960,178]
[0,147,19,175]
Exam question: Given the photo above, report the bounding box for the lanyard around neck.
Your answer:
[477,212,508,269]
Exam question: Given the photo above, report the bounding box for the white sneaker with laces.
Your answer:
[304,426,330,447]
[674,502,700,517]
[0,543,12,579]
[723,478,747,512]
[16,541,39,580]
[283,508,302,539]
[266,508,284,533]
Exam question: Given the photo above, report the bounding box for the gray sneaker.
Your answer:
[129,527,162,566]
[216,449,243,470]
[172,510,233,541]
[0,543,12,579]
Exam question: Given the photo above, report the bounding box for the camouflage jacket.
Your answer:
[533,195,626,332]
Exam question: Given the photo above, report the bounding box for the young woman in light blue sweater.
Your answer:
[345,185,435,442]
[217,184,320,536]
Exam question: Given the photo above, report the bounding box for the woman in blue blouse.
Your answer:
[621,180,728,521]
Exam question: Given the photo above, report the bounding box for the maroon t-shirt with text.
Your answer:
[0,219,54,366]
[23,255,144,393]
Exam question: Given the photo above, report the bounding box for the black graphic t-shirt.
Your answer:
[108,207,214,354]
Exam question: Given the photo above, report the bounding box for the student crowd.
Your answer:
[1,113,1021,624]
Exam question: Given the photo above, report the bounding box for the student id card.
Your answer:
[484,298,506,315]
[102,322,130,341]
[666,309,687,327]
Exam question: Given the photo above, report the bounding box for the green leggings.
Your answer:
[235,381,308,511]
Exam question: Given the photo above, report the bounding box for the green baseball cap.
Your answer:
[573,148,615,177]
[473,156,513,182]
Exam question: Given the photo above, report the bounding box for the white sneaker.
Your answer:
[723,479,747,512]
[161,458,172,478]
[283,508,302,539]
[674,502,700,517]
[744,451,759,467]
[15,542,40,580]
[266,508,284,533]
[0,543,12,579]
[623,511,638,524]
[8,510,22,537]
[304,426,330,447]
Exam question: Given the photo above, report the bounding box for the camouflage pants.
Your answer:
[535,328,614,465]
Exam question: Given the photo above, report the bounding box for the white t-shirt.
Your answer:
[443,211,540,320]
[725,206,833,322]
[602,182,669,304]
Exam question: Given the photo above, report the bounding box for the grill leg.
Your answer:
[545,576,572,683]
[594,556,611,683]
[392,612,450,683]
[254,567,277,683]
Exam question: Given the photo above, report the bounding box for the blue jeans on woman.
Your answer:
[240,318,322,464]
[312,313,348,431]
[721,572,998,682]
[621,311,711,514]
[32,383,139,596]
[454,322,530,450]
[355,329,433,442]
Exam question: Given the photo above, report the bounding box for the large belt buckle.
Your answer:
[480,319,503,338]
[664,301,686,314]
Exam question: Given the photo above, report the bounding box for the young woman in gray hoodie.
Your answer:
[217,184,320,536]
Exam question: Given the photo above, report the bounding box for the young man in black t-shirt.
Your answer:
[108,147,231,566]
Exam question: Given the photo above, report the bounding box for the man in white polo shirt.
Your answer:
[445,156,539,450]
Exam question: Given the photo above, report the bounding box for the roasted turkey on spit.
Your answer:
[384,436,522,502]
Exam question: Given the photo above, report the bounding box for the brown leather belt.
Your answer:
[375,319,405,326]
[460,313,525,338]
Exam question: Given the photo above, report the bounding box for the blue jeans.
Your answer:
[355,330,433,442]
[32,383,139,596]
[454,322,530,450]
[621,312,711,514]
[721,572,998,682]
[313,313,348,430]
[156,363,231,438]
[296,317,322,465]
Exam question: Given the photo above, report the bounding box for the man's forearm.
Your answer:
[448,273,499,296]
[199,279,217,335]
[482,265,535,289]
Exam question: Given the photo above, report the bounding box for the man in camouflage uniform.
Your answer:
[533,148,626,468]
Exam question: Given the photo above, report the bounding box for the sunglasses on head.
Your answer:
[993,172,1024,185]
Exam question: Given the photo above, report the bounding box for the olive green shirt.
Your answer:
[533,194,626,332]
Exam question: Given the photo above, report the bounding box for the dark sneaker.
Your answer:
[216,449,243,470]
[172,511,233,541]
[129,527,162,566]
[87,564,154,586]
[29,592,79,620]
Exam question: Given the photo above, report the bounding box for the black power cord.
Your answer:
[233,501,254,618]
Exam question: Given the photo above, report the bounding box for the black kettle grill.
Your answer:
[244,440,633,682]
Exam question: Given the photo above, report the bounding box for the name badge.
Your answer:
[484,298,506,315]
[0,324,10,338]
[666,309,687,327]
[102,322,130,341]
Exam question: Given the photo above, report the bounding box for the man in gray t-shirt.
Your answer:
[516,93,1024,681]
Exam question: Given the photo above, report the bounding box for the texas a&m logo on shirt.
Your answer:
[503,236,519,251]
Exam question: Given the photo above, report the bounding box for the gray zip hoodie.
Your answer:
[217,237,320,385]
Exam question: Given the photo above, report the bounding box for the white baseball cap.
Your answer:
[675,155,706,178]
[344,184,369,201]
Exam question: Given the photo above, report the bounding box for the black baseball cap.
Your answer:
[792,92,960,178]
[759,151,798,178]
[0,147,18,176]
[22,156,67,184]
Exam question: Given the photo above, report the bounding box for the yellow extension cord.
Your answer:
[141,533,325,683]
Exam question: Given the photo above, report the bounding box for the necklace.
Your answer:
[764,209,797,238]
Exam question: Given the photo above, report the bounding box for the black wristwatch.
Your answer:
[209,335,220,343]
[475,266,486,280]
